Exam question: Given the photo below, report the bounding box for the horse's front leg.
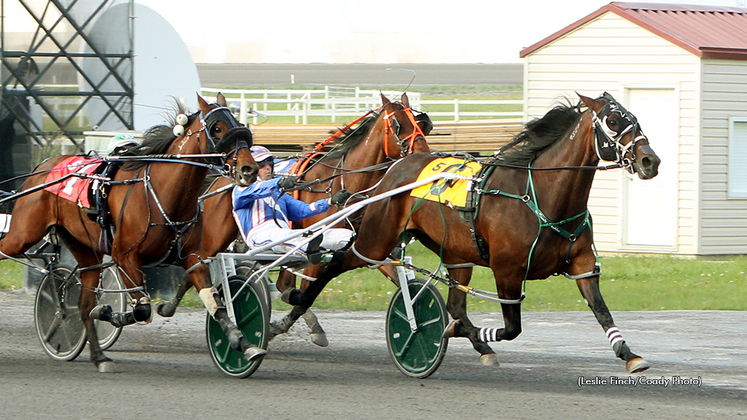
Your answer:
[442,266,500,365]
[576,275,651,373]
[187,254,266,362]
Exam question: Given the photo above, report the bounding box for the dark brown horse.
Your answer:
[0,94,260,372]
[158,94,432,346]
[279,92,660,373]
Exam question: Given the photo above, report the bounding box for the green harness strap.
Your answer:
[476,162,594,281]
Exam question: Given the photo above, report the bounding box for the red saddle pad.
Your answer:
[43,156,102,208]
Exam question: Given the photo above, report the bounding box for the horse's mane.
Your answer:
[498,98,582,166]
[122,101,198,170]
[324,110,381,160]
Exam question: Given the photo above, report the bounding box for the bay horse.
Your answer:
[0,93,260,372]
[279,92,660,373]
[158,93,432,346]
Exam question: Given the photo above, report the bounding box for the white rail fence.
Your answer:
[200,87,523,125]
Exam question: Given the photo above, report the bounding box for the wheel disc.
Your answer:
[206,276,270,378]
[386,279,448,378]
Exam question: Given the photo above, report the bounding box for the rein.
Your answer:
[285,161,395,192]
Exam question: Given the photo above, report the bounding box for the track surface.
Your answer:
[1,290,745,419]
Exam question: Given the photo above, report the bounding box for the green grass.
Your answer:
[3,246,746,311]
[0,260,24,290]
[268,244,747,312]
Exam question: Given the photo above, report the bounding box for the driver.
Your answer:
[232,146,353,262]
[105,133,139,156]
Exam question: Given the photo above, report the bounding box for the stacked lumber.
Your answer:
[427,119,523,156]
[251,119,525,157]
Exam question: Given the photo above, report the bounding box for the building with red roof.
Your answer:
[521,2,747,255]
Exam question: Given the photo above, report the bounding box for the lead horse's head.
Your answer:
[197,93,259,186]
[579,92,660,179]
[380,93,432,158]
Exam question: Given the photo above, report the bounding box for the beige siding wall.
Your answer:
[523,12,699,254]
[700,59,747,254]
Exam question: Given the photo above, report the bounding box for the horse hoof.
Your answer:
[310,332,329,347]
[243,346,267,362]
[479,353,499,366]
[89,304,112,321]
[281,288,303,305]
[97,361,117,373]
[442,320,457,339]
[156,301,176,318]
[280,288,295,304]
[626,357,651,373]
[269,322,285,337]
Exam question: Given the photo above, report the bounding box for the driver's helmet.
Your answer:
[250,145,274,167]
[106,134,138,155]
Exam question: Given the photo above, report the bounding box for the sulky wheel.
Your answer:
[34,266,87,361]
[95,266,126,350]
[385,278,449,378]
[235,264,271,319]
[206,275,270,378]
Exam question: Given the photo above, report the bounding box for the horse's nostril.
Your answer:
[641,157,651,168]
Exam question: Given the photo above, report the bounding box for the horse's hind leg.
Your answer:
[296,266,328,347]
[275,249,365,335]
[0,204,52,260]
[155,274,191,317]
[443,267,500,365]
[576,275,650,373]
[57,233,114,372]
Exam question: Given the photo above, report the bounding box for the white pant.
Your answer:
[247,222,353,255]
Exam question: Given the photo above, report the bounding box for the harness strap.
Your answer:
[563,263,602,280]
[351,243,392,268]
[464,163,496,263]
[471,161,594,281]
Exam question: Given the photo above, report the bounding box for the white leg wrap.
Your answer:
[478,327,500,342]
[606,327,624,348]
[199,288,219,316]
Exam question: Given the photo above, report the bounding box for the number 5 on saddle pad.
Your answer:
[410,157,481,207]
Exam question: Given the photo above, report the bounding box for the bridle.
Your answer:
[589,92,648,173]
[200,105,253,178]
[382,103,428,158]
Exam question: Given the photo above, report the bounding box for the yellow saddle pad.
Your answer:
[410,157,482,207]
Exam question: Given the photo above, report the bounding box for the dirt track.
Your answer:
[1,289,745,419]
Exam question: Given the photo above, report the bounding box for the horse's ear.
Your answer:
[401,92,410,108]
[577,92,597,111]
[381,92,390,106]
[197,94,210,115]
[217,92,227,107]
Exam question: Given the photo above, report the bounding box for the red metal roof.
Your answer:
[520,2,747,60]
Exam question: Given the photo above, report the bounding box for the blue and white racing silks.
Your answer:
[232,177,331,245]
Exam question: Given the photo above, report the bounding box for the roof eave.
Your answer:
[700,48,747,60]
[519,2,703,59]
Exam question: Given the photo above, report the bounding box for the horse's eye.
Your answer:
[607,118,618,130]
